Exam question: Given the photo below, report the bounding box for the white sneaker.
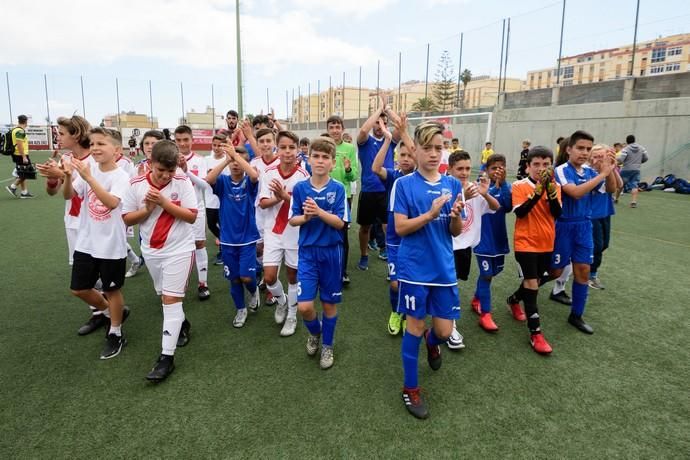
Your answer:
[124,260,141,278]
[233,308,248,328]
[306,334,320,356]
[280,317,297,337]
[248,289,260,312]
[320,346,334,369]
[274,294,288,324]
[447,323,465,350]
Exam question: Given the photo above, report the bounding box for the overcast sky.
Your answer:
[1,0,688,127]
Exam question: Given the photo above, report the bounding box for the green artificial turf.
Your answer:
[1,153,688,458]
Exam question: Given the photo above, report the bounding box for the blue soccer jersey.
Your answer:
[590,182,615,219]
[290,178,348,247]
[392,171,462,286]
[474,182,512,257]
[384,168,405,246]
[555,162,601,220]
[213,174,260,245]
[358,135,396,193]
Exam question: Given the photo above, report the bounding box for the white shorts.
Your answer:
[263,241,298,269]
[193,208,207,241]
[66,226,78,266]
[146,251,195,298]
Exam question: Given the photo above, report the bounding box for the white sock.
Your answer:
[109,325,122,336]
[90,305,103,316]
[553,264,573,294]
[195,248,208,285]
[126,244,139,264]
[102,308,111,319]
[267,280,285,300]
[162,302,185,356]
[287,283,299,319]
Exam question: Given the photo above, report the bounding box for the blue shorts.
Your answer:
[387,244,399,282]
[221,243,257,281]
[475,255,505,278]
[620,170,640,192]
[552,220,593,268]
[297,245,343,304]
[397,281,460,320]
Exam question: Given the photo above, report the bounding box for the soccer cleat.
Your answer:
[214,252,223,266]
[471,297,481,315]
[248,289,260,313]
[630,202,638,208]
[507,295,527,321]
[5,185,17,197]
[424,329,442,370]
[530,333,553,355]
[177,319,191,347]
[319,346,334,370]
[342,273,350,285]
[233,308,248,328]
[265,292,277,306]
[19,192,34,199]
[568,314,594,334]
[447,323,465,350]
[198,284,211,301]
[550,291,572,306]
[588,277,605,290]
[100,333,126,360]
[387,312,403,336]
[306,334,320,356]
[280,317,297,337]
[479,312,499,332]
[146,354,175,382]
[274,294,288,324]
[401,387,429,419]
[124,260,141,278]
[78,313,108,336]
[367,241,379,251]
[357,256,369,271]
[378,249,388,261]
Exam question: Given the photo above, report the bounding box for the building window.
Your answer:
[651,48,666,63]
[668,46,682,56]
[650,65,664,74]
[563,65,574,79]
[563,80,573,86]
[666,63,680,72]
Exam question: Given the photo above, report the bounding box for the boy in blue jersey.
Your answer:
[552,131,617,334]
[588,144,622,290]
[289,137,348,370]
[206,143,261,328]
[470,153,517,331]
[392,121,465,419]
[371,113,416,336]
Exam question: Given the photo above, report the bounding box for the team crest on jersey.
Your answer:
[441,187,452,197]
[171,192,179,200]
[87,189,112,221]
[326,192,336,204]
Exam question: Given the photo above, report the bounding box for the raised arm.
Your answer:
[371,123,392,181]
[357,95,385,145]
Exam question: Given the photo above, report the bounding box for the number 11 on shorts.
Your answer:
[404,294,416,311]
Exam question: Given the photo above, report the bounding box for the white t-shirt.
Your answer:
[452,194,495,250]
[251,155,280,229]
[116,154,136,178]
[204,154,229,209]
[72,166,130,259]
[182,152,207,210]
[259,164,310,249]
[121,173,197,258]
[61,152,97,230]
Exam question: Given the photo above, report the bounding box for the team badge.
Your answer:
[171,192,179,200]
[326,192,336,204]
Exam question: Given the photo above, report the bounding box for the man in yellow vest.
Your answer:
[6,115,34,198]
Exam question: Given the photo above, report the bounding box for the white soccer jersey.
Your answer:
[116,154,136,178]
[72,166,130,260]
[121,173,197,258]
[204,154,229,209]
[61,152,97,230]
[251,155,280,236]
[259,164,310,249]
[183,152,208,210]
[452,194,494,250]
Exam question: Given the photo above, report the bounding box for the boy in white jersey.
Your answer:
[174,125,211,301]
[62,128,131,360]
[258,130,310,337]
[122,141,198,381]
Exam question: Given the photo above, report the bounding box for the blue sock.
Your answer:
[303,317,321,336]
[402,332,422,389]
[244,275,257,295]
[322,314,338,347]
[590,271,597,280]
[389,287,398,312]
[426,328,446,346]
[571,281,589,317]
[230,282,245,309]
[475,277,492,313]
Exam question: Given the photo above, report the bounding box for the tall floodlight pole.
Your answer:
[503,17,511,93]
[148,80,154,128]
[498,19,506,95]
[424,44,430,101]
[630,0,640,77]
[44,74,51,125]
[556,0,567,85]
[6,72,13,122]
[80,75,86,118]
[398,52,402,111]
[180,82,185,124]
[236,0,244,118]
[456,33,463,108]
[212,84,216,133]
[115,78,121,128]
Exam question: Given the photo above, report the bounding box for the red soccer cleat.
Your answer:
[471,297,481,315]
[508,298,527,321]
[530,333,553,355]
[478,312,499,332]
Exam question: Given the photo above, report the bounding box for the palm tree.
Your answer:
[459,69,472,109]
